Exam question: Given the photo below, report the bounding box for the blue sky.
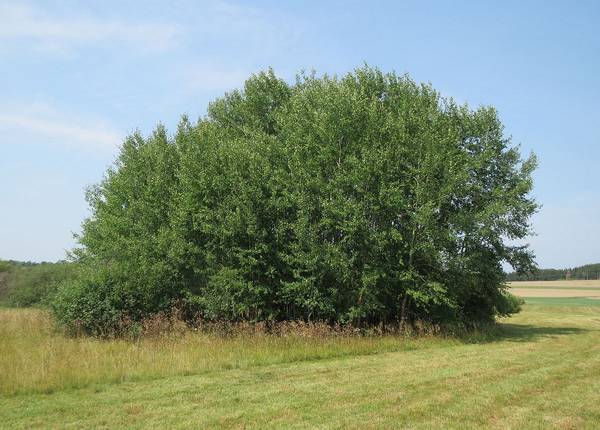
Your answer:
[0,0,598,268]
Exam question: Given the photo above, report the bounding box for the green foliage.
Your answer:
[54,66,538,334]
[0,260,78,307]
[0,260,12,273]
[51,270,123,336]
[494,291,524,316]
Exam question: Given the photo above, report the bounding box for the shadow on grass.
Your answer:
[465,323,588,344]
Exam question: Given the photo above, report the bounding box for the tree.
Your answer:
[53,67,537,335]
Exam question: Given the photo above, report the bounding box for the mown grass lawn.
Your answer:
[1,299,599,429]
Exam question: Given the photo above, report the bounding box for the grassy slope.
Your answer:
[2,302,600,429]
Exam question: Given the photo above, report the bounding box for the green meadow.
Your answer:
[1,299,599,429]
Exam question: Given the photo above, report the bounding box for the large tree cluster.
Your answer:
[52,67,537,334]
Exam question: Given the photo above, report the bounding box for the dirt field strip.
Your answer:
[508,280,600,288]
[510,288,600,298]
[508,280,600,298]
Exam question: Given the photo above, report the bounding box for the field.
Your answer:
[508,280,600,288]
[509,280,600,298]
[1,297,600,429]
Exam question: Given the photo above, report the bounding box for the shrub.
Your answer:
[495,291,525,316]
[51,271,123,336]
[54,66,537,335]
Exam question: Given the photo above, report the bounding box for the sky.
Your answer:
[0,0,598,269]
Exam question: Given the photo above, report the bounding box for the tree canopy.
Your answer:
[52,67,537,335]
[0,260,77,307]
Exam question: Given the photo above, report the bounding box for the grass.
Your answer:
[1,302,600,429]
[523,297,600,306]
[513,286,600,291]
[0,309,469,397]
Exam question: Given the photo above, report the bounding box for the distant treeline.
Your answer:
[506,263,600,281]
[0,260,78,307]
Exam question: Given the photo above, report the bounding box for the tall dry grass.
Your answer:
[0,308,462,396]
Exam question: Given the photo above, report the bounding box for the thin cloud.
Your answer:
[0,3,182,54]
[0,106,122,151]
[183,64,249,93]
[192,1,306,58]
